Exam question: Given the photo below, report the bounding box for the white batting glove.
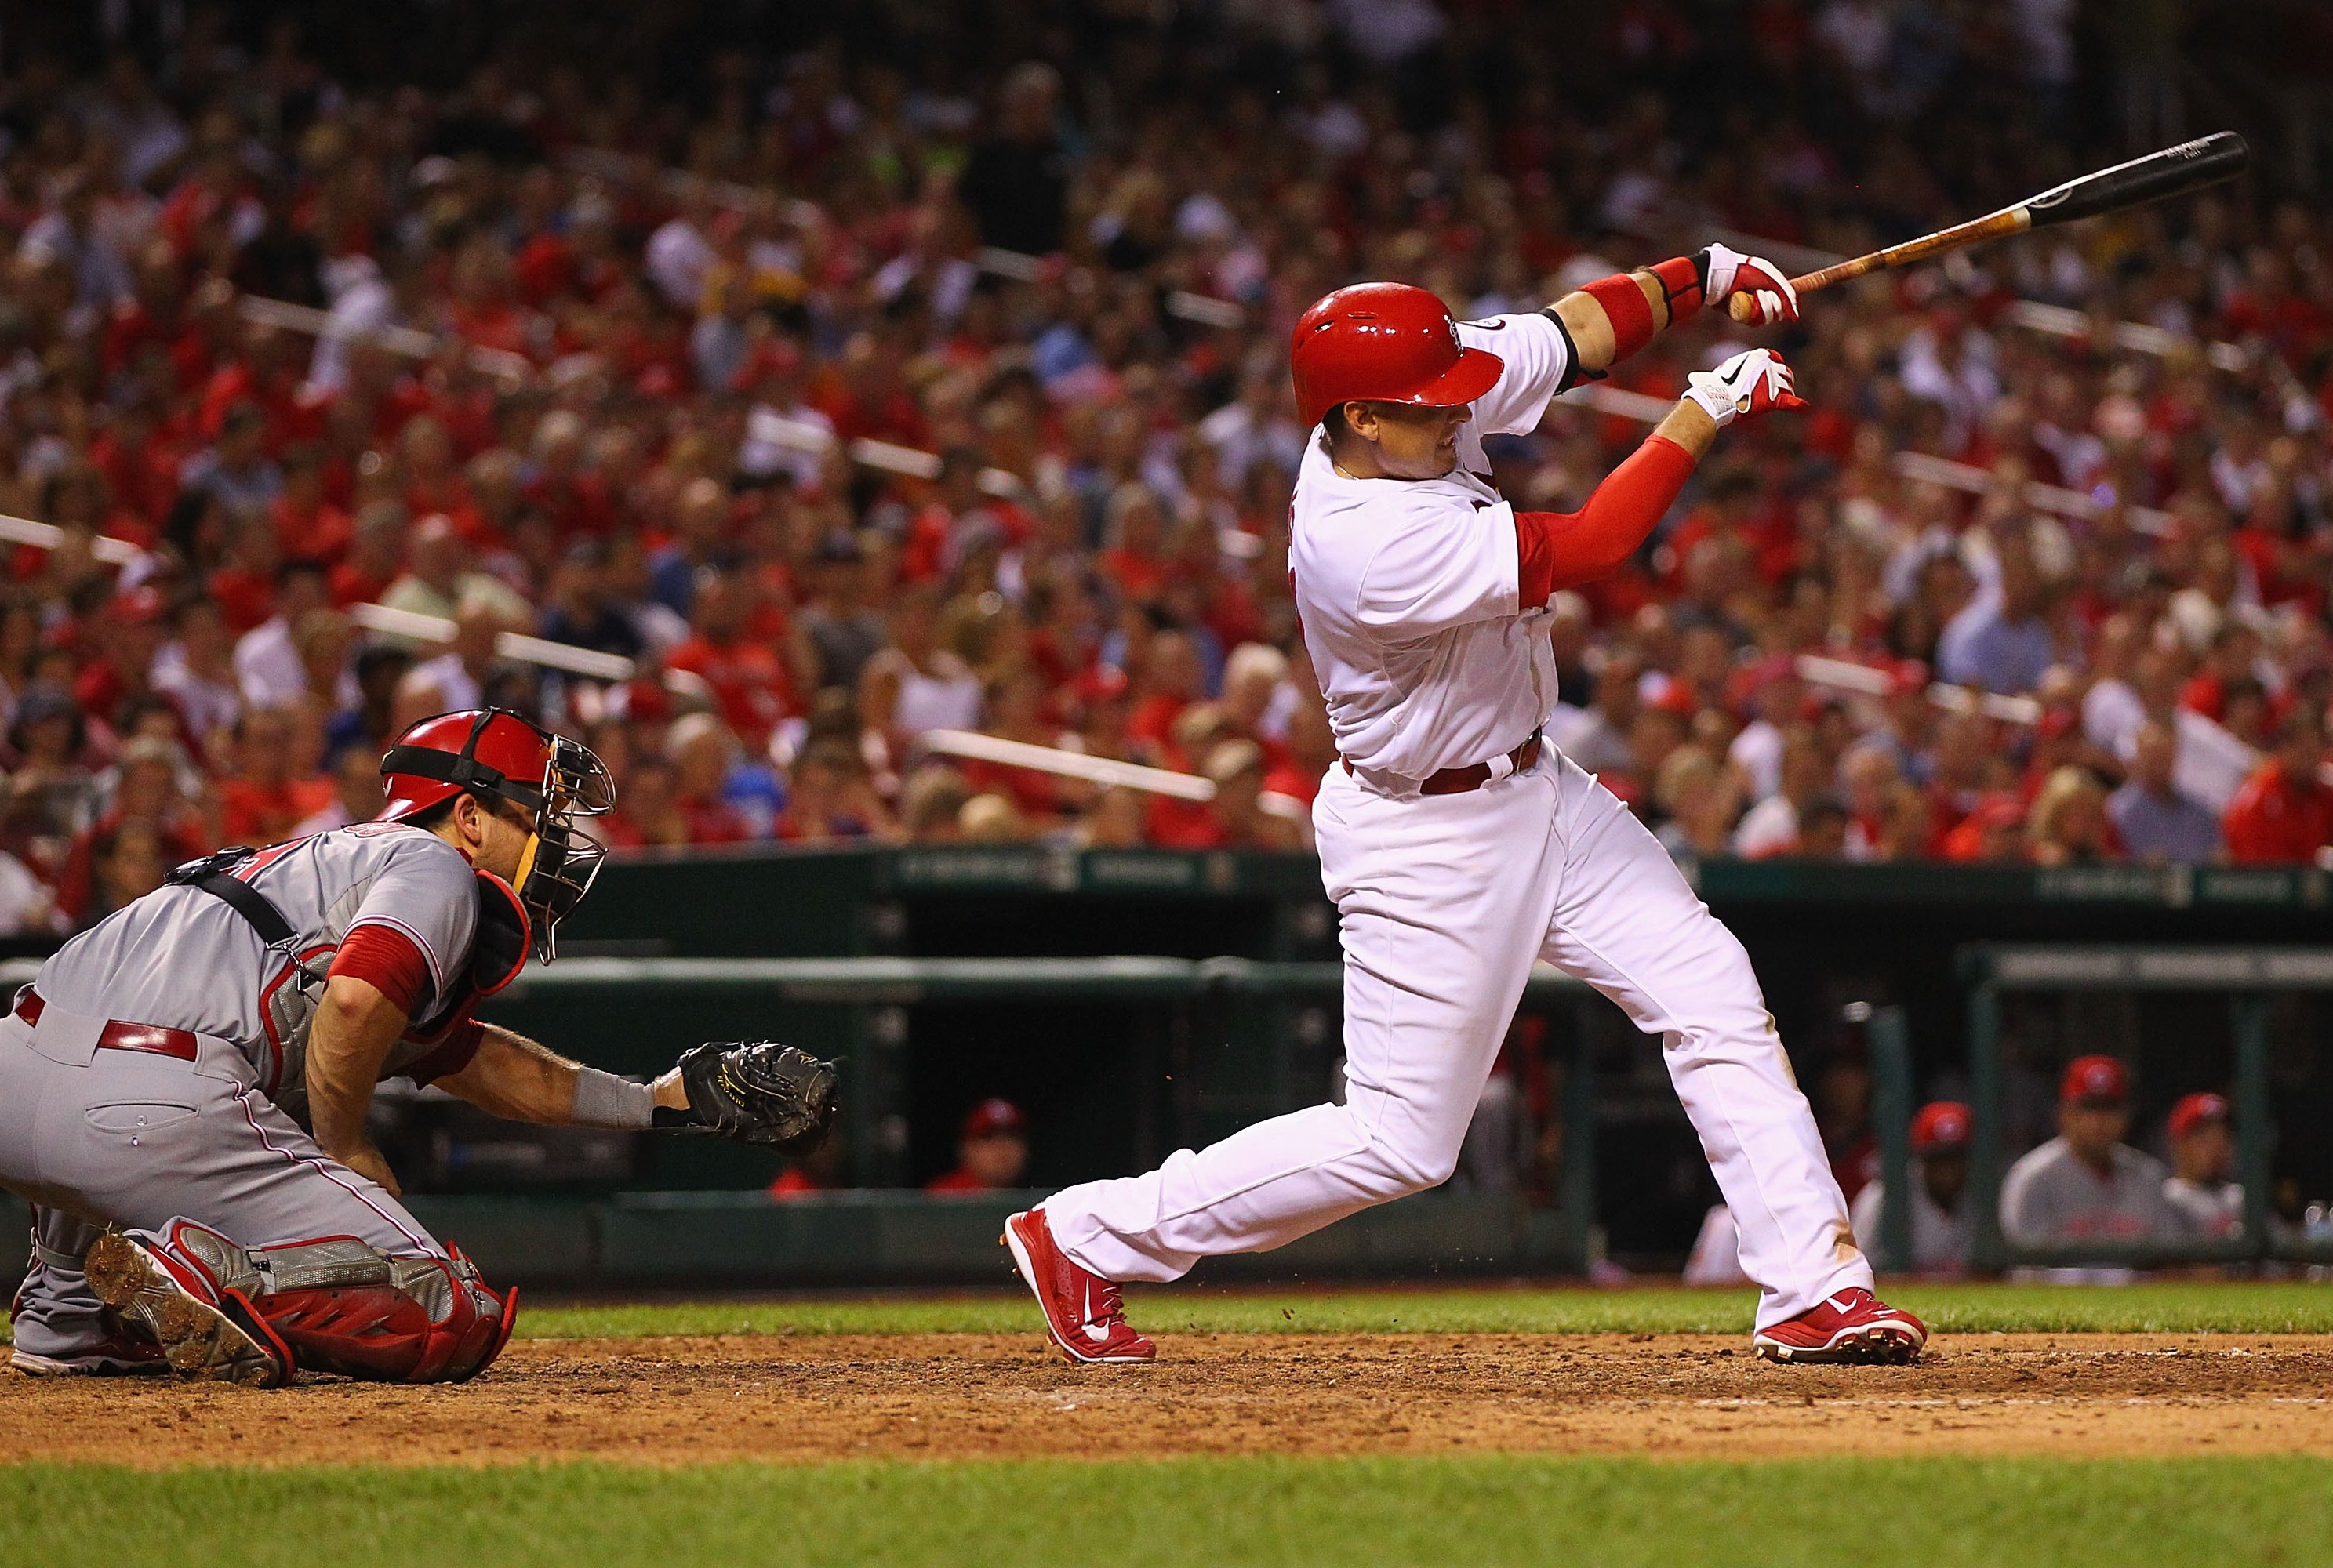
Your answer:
[1699,242,1800,325]
[1681,348,1807,427]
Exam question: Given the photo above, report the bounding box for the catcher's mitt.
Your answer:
[657,1041,839,1152]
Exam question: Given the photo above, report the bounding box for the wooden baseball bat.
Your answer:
[1727,132,2249,322]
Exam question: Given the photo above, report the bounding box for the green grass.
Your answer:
[521,1280,2333,1341]
[5,1457,2330,1567]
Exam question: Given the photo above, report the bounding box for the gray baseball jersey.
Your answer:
[1848,1171,1968,1273]
[31,822,483,1125]
[1999,1137,2192,1247]
[2163,1176,2244,1239]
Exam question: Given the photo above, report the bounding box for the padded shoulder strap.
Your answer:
[187,869,298,949]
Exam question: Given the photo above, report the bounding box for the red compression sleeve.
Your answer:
[329,923,433,1016]
[1514,434,1696,606]
[1581,272,1655,361]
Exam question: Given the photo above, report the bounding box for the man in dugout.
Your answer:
[1999,1055,2189,1251]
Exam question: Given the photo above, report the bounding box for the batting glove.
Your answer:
[1699,242,1800,325]
[1681,348,1807,427]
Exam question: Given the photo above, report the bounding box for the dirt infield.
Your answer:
[5,1332,2330,1466]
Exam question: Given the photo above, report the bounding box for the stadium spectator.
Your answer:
[2162,1092,2244,1240]
[2026,767,2117,866]
[2000,1056,2190,1249]
[1848,1101,1973,1276]
[2108,720,2225,864]
[925,1098,1030,1194]
[2223,710,2333,866]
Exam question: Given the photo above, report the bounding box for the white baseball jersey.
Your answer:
[1289,310,1575,783]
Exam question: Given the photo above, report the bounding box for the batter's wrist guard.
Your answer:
[1651,253,1707,324]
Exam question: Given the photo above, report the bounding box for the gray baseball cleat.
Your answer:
[82,1232,292,1388]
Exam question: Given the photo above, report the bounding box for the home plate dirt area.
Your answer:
[5,1332,2331,1466]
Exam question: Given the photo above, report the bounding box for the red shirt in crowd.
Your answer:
[665,633,794,750]
[2222,760,2333,865]
[218,779,334,845]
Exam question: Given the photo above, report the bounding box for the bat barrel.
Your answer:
[2021,132,2248,229]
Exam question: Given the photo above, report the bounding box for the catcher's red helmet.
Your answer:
[378,709,615,960]
[1289,281,1504,427]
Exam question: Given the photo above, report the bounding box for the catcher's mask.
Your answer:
[377,708,615,962]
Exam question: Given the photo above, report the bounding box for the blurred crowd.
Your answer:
[0,2,2328,936]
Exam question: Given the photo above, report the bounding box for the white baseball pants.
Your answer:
[1044,751,1870,1329]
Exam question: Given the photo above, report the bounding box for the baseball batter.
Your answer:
[1008,249,1927,1364]
[3,708,835,1385]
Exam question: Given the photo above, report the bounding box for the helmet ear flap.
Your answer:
[469,872,531,996]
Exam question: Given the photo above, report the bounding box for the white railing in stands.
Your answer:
[0,510,638,682]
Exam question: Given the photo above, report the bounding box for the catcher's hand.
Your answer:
[657,1041,839,1152]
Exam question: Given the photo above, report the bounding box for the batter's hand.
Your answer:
[1699,243,1799,325]
[1681,348,1806,428]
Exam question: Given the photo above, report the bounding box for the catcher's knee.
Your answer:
[162,1221,517,1384]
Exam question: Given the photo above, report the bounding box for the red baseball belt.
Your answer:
[13,986,201,1062]
[1343,729,1544,797]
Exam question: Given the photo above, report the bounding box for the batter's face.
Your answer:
[1339,400,1470,480]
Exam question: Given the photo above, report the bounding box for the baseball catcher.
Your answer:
[0,707,837,1385]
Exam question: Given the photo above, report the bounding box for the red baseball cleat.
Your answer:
[1753,1287,1927,1365]
[83,1232,292,1388]
[1001,1209,1155,1365]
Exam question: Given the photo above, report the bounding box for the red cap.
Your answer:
[961,1098,1027,1140]
[2061,1054,2130,1106]
[1290,282,1503,427]
[1910,1100,1971,1152]
[2168,1091,2229,1140]
[2037,708,2080,741]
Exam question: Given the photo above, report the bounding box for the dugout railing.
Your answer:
[492,955,1607,1272]
[1951,944,2333,1274]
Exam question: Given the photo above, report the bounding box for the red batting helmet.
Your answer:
[379,709,616,961]
[1289,281,1503,427]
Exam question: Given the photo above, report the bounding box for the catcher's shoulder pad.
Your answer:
[663,1040,839,1152]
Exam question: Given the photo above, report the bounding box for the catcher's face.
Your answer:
[442,792,539,884]
[1341,399,1470,480]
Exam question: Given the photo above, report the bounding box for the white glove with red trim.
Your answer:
[1699,242,1800,325]
[1682,348,1807,427]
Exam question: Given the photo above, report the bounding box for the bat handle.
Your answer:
[1724,258,1862,323]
